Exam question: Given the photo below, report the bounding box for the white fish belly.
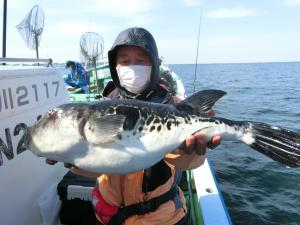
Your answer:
[73,125,191,174]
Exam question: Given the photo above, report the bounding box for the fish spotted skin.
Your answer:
[25,90,300,173]
[27,100,209,173]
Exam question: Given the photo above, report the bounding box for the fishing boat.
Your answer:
[0,58,232,225]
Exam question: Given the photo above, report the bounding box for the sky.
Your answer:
[1,0,300,64]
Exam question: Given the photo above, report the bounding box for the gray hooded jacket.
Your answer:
[106,27,167,101]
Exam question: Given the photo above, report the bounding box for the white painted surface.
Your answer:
[193,160,232,225]
[0,66,69,225]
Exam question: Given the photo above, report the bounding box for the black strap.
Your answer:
[107,186,178,225]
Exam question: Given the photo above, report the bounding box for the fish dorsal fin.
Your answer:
[176,89,226,113]
[84,114,126,144]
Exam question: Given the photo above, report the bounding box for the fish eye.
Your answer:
[46,109,56,118]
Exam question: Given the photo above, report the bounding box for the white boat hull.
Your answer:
[0,66,69,225]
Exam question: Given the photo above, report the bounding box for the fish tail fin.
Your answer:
[241,121,300,167]
[176,89,226,114]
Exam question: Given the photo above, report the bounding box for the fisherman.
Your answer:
[48,27,221,225]
[64,60,90,93]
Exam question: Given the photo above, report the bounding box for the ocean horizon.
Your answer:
[168,60,300,65]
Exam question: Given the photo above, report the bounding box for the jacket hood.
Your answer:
[108,27,160,99]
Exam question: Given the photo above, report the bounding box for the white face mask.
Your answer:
[116,65,152,94]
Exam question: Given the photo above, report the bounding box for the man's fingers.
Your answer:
[181,135,208,155]
[69,167,101,178]
[69,167,86,175]
[186,136,195,148]
[64,163,73,168]
[207,135,222,149]
[181,135,195,154]
[212,135,222,145]
[45,159,99,178]
[194,136,207,155]
[45,159,57,165]
[46,160,80,172]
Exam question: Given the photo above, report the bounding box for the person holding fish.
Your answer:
[29,26,299,224]
[47,27,221,225]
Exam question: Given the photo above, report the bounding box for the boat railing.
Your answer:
[0,57,52,66]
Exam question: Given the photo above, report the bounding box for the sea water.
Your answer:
[169,62,300,225]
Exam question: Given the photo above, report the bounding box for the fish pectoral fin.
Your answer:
[85,114,125,144]
[176,90,226,114]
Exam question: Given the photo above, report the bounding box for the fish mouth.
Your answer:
[21,128,31,150]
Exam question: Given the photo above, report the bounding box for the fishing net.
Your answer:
[16,5,44,57]
[80,32,104,64]
[80,32,104,94]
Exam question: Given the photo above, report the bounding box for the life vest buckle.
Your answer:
[136,200,157,215]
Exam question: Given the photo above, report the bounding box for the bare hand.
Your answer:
[181,108,220,154]
[45,159,58,165]
[180,134,221,155]
[45,159,101,178]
